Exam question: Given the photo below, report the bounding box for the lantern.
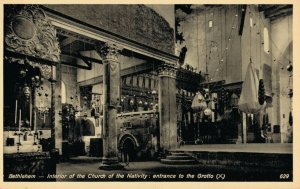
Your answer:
[287,62,293,72]
[130,99,134,105]
[23,85,30,100]
[203,108,212,116]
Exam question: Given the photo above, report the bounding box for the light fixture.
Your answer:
[287,62,293,72]
[130,99,134,105]
[23,85,30,100]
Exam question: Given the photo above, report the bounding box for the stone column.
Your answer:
[50,65,56,150]
[242,113,247,143]
[54,64,62,155]
[49,65,58,176]
[98,43,123,170]
[158,64,178,153]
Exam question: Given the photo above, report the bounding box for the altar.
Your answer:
[4,152,56,181]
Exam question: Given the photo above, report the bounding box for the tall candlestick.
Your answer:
[19,109,22,132]
[15,100,18,125]
[34,110,37,132]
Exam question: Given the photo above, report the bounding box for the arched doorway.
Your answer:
[119,135,139,162]
[122,138,136,162]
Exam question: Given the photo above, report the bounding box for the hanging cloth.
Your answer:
[191,92,207,112]
[238,62,263,114]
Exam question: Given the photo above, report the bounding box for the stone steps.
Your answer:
[166,155,195,160]
[161,148,292,168]
[66,156,102,164]
[170,150,293,169]
[161,152,197,165]
[160,159,198,165]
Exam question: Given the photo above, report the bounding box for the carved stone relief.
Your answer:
[5,5,61,79]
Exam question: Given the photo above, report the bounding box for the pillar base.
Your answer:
[236,136,243,144]
[99,157,124,170]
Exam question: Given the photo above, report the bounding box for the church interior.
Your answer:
[3,4,293,180]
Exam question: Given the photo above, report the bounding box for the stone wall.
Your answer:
[176,5,242,84]
[44,5,175,54]
[270,15,293,143]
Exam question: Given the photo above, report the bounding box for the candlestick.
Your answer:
[15,100,18,125]
[30,101,32,128]
[43,113,46,124]
[34,110,37,132]
[19,109,21,132]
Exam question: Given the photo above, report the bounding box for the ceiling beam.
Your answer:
[258,5,277,12]
[46,10,179,64]
[264,5,292,18]
[61,61,91,70]
[57,29,96,45]
[61,51,103,64]
[269,10,293,21]
[60,36,77,47]
[77,62,159,86]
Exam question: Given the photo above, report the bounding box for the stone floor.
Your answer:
[55,143,293,181]
[176,143,292,154]
[56,160,292,181]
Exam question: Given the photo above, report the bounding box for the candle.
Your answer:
[34,111,37,132]
[19,109,22,132]
[15,100,18,125]
[29,102,32,128]
[43,113,46,124]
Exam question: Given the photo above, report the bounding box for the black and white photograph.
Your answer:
[1,2,298,187]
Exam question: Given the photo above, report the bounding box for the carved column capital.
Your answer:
[158,63,177,79]
[97,42,123,62]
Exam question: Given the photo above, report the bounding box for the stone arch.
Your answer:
[118,134,140,150]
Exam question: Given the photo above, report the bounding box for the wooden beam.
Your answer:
[57,29,96,45]
[61,61,91,70]
[269,10,293,21]
[121,62,158,76]
[60,36,77,47]
[78,62,158,86]
[258,5,277,12]
[265,5,292,18]
[45,9,179,64]
[61,51,103,64]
